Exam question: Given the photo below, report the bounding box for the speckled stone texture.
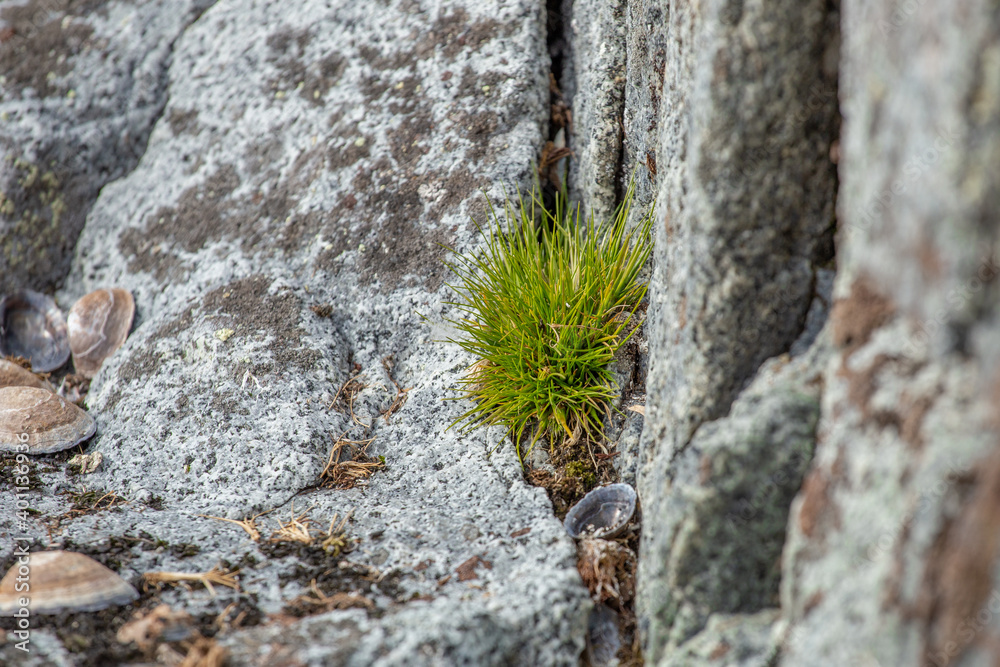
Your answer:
[0,0,214,295]
[565,0,1000,662]
[637,0,839,488]
[638,287,831,661]
[619,0,666,225]
[0,0,592,664]
[631,0,840,660]
[778,0,1000,664]
[557,0,841,662]
[5,0,998,663]
[565,0,627,224]
[660,609,780,667]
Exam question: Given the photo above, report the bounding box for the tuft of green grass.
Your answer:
[443,179,653,463]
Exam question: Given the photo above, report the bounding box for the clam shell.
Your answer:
[0,359,55,392]
[0,386,96,454]
[0,551,138,615]
[563,483,637,540]
[68,288,135,379]
[0,290,70,373]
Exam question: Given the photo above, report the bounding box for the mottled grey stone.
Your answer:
[834,1,1000,348]
[0,0,592,663]
[565,0,627,223]
[604,318,648,486]
[638,0,838,481]
[0,0,213,295]
[62,0,555,520]
[634,0,839,658]
[660,609,780,667]
[638,327,827,661]
[621,0,670,224]
[777,0,1000,664]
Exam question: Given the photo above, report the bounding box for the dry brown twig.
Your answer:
[87,490,123,509]
[539,142,572,171]
[44,486,128,533]
[380,355,412,423]
[293,578,374,612]
[142,565,240,596]
[118,604,227,667]
[65,487,128,513]
[213,601,249,633]
[328,372,363,409]
[266,503,356,557]
[178,636,228,667]
[576,538,636,605]
[116,604,195,653]
[268,503,317,545]
[310,303,333,318]
[538,141,573,192]
[548,73,573,133]
[320,434,384,489]
[197,509,273,542]
[328,372,369,425]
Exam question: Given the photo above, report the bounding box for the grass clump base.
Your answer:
[444,179,653,464]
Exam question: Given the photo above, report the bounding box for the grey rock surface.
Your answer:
[1,0,592,663]
[64,0,550,517]
[778,0,1000,664]
[620,0,667,224]
[0,0,213,295]
[565,0,626,224]
[634,0,839,658]
[565,0,1000,663]
[603,317,648,487]
[660,609,780,667]
[638,322,827,661]
[4,0,998,664]
[637,0,838,483]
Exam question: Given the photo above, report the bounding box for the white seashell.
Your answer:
[67,288,135,378]
[0,551,138,615]
[0,290,70,372]
[0,359,55,392]
[0,386,96,454]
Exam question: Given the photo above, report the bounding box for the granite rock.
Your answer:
[565,0,627,224]
[637,0,839,484]
[0,0,592,663]
[638,318,828,661]
[632,0,840,658]
[5,0,999,663]
[660,609,780,667]
[777,0,1000,664]
[0,0,214,295]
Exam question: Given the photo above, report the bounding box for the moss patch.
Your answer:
[0,155,74,290]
